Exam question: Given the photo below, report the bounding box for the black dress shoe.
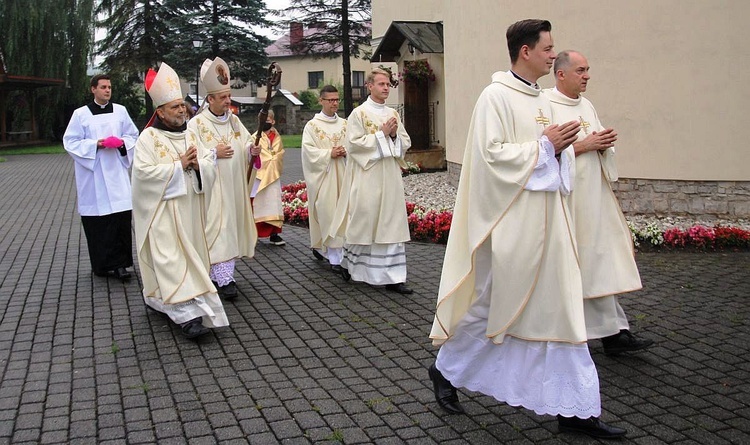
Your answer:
[385,283,413,294]
[341,267,351,281]
[428,363,465,414]
[113,267,131,280]
[557,415,627,438]
[312,249,326,261]
[602,329,654,356]
[331,265,342,273]
[218,282,238,300]
[269,234,286,246]
[181,318,210,339]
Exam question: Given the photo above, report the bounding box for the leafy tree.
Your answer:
[95,0,270,120]
[163,0,271,88]
[0,0,96,138]
[95,0,179,118]
[297,90,320,110]
[277,0,371,117]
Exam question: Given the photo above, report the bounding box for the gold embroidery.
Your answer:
[535,109,550,126]
[579,116,591,135]
[196,117,236,146]
[310,123,346,146]
[152,132,180,161]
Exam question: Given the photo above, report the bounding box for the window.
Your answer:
[308,71,324,89]
[352,71,365,87]
[352,71,366,100]
[250,82,258,96]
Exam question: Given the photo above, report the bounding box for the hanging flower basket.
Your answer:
[399,60,436,84]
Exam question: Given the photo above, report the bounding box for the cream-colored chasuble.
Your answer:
[187,112,257,264]
[430,71,586,346]
[545,88,642,300]
[132,127,227,327]
[329,98,412,245]
[301,113,347,249]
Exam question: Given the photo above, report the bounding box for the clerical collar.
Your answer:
[553,86,580,101]
[365,97,386,110]
[509,71,539,89]
[152,116,187,133]
[316,112,338,122]
[87,101,114,115]
[209,108,229,121]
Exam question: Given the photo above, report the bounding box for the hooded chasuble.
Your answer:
[187,111,258,264]
[132,126,227,327]
[545,88,641,301]
[64,102,139,216]
[301,113,347,249]
[429,71,586,346]
[251,128,285,227]
[329,98,412,246]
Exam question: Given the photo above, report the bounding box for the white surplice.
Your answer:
[63,103,139,216]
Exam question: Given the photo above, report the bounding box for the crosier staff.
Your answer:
[248,62,282,181]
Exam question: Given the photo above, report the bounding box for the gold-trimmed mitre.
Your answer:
[145,62,183,107]
[200,57,231,95]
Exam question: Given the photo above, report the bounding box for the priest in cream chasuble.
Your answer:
[546,50,650,354]
[328,68,414,294]
[301,85,347,268]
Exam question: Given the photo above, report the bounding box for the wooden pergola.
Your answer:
[0,50,64,145]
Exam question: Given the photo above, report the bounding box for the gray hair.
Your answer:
[553,50,580,73]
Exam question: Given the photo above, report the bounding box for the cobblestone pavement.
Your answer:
[0,153,749,444]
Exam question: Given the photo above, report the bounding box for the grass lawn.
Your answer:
[0,135,302,156]
[280,134,301,148]
[0,145,65,155]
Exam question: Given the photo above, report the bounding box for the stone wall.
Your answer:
[610,179,750,218]
[447,161,750,218]
[295,109,317,134]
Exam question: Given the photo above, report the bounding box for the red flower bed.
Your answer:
[284,181,750,249]
[281,181,453,243]
[662,225,750,250]
[406,203,452,243]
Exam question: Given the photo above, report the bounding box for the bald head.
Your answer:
[553,50,580,72]
[554,50,591,99]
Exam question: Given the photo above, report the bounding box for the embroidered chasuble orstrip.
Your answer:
[430,71,586,346]
[301,113,347,249]
[187,111,258,264]
[328,98,411,246]
[545,87,641,301]
[132,127,227,327]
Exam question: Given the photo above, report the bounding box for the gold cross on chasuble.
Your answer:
[579,116,591,134]
[535,109,550,126]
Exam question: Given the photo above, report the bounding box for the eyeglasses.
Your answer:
[321,98,340,103]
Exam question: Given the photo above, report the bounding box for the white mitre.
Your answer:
[145,62,183,107]
[201,57,231,94]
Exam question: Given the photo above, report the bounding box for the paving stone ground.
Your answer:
[0,152,748,444]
